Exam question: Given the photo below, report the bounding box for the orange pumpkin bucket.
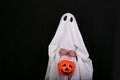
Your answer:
[58,60,75,76]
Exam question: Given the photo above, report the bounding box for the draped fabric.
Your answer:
[45,13,93,80]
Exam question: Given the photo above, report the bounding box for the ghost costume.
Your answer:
[45,13,93,80]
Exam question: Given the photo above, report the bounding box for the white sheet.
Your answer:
[45,13,93,80]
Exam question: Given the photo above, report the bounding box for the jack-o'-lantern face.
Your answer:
[58,60,75,76]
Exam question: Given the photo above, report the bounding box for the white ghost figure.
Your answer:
[45,13,93,80]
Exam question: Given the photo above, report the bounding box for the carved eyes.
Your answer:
[62,64,72,68]
[63,64,66,66]
[69,65,72,68]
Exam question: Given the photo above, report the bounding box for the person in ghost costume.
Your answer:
[45,13,93,80]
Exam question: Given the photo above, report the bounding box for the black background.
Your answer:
[1,0,120,80]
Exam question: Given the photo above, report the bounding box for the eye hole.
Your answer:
[70,17,73,22]
[69,65,72,68]
[63,64,66,66]
[64,16,67,21]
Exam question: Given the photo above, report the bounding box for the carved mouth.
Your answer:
[61,69,72,75]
